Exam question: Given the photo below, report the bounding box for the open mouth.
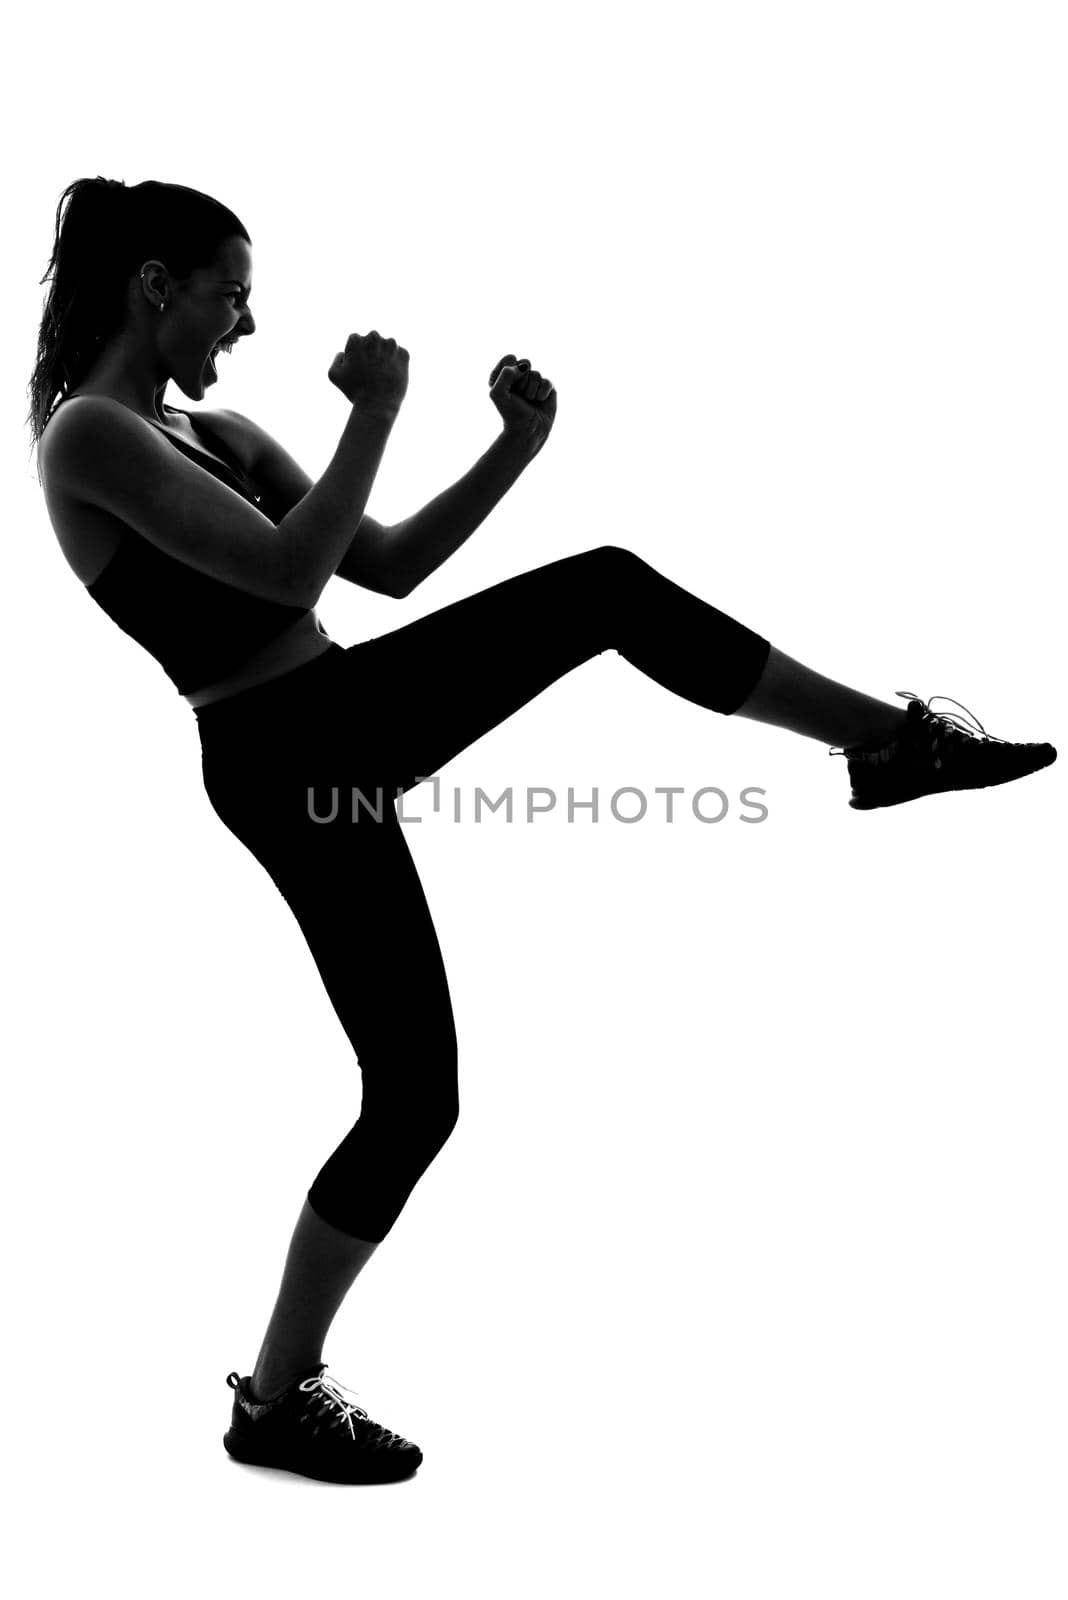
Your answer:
[205,339,236,380]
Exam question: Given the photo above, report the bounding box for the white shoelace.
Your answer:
[298,1371,370,1438]
[897,690,1007,742]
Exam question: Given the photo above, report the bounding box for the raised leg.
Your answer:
[732,644,907,747]
[308,545,908,791]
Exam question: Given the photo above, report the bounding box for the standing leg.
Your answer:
[251,1202,380,1401]
[201,745,459,1401]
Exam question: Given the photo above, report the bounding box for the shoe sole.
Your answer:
[223,1427,422,1484]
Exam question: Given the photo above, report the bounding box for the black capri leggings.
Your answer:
[194,545,772,1242]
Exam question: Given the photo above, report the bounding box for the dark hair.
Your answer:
[27,176,251,450]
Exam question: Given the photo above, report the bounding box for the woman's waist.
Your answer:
[184,612,334,710]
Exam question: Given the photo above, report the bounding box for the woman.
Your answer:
[29,177,1056,1487]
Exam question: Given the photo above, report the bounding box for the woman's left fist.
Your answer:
[488,354,557,451]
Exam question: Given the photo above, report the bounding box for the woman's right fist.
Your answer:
[328,330,410,413]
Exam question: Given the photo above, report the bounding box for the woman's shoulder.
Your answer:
[39,390,119,446]
[39,393,155,477]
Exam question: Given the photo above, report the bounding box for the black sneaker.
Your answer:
[223,1363,423,1484]
[830,691,1057,810]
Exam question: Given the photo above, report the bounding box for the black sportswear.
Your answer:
[83,406,313,695]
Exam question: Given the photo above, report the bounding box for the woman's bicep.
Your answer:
[42,399,301,604]
[217,408,314,519]
[221,408,400,595]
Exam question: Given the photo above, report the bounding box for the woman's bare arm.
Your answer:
[339,428,541,597]
[218,406,401,598]
[357,354,556,596]
[222,407,540,599]
[228,353,556,598]
[39,394,398,607]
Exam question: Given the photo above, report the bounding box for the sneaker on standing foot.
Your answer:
[223,1363,423,1484]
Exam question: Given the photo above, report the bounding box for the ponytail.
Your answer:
[27,176,251,455]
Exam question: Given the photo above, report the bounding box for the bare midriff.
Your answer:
[183,610,334,709]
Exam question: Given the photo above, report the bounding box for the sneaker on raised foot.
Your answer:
[830,691,1057,811]
[223,1363,423,1484]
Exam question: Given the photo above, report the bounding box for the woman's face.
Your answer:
[162,234,256,399]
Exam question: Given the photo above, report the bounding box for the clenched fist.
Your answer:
[329,330,410,415]
[489,354,557,452]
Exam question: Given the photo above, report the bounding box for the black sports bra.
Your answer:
[83,406,314,696]
[145,406,265,503]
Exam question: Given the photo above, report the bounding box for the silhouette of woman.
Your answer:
[29,177,1056,1486]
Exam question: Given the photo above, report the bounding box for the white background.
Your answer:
[3,2,1064,1596]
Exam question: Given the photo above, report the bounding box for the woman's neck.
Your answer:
[70,336,171,421]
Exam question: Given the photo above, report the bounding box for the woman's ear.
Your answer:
[137,259,170,313]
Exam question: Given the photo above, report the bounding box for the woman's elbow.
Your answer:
[384,556,420,599]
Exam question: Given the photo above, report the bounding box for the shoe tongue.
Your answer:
[292,1361,328,1385]
[250,1361,327,1403]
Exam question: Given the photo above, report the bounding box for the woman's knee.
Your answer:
[365,1060,460,1157]
[309,1081,459,1236]
[412,1083,460,1156]
[590,543,646,579]
[588,545,649,616]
